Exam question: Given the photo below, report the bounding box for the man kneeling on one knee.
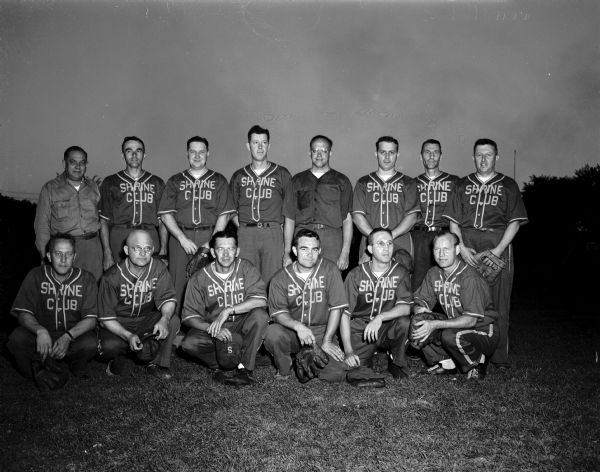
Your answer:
[411,230,499,380]
[180,228,268,386]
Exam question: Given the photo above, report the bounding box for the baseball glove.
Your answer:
[186,246,212,278]
[136,331,161,363]
[409,312,447,349]
[295,344,329,383]
[32,358,70,392]
[474,250,506,284]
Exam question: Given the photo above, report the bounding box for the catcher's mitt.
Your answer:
[474,250,506,284]
[295,344,329,383]
[136,331,161,363]
[409,312,447,349]
[186,246,212,278]
[32,358,69,392]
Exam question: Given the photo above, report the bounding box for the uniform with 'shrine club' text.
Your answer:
[8,265,98,378]
[443,172,528,367]
[158,169,235,307]
[180,258,268,371]
[230,163,291,282]
[98,257,178,368]
[353,171,420,259]
[99,170,165,260]
[411,172,459,290]
[414,259,500,372]
[344,261,413,369]
[264,257,349,380]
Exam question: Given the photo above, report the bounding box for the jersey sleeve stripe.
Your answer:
[328,303,349,312]
[156,299,178,311]
[270,309,289,318]
[463,310,484,318]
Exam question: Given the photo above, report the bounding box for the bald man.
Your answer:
[97,230,178,379]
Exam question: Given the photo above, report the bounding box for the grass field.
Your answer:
[1,303,598,472]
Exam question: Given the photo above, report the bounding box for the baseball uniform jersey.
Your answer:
[268,257,348,327]
[412,172,459,289]
[230,163,291,281]
[181,258,267,324]
[98,257,176,323]
[353,171,420,257]
[11,265,98,332]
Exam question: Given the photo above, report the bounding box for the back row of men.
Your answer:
[25,126,527,384]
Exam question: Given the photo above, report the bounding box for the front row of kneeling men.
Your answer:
[7,226,499,389]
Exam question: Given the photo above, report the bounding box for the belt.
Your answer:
[113,223,156,230]
[226,313,246,323]
[181,224,213,231]
[413,224,449,232]
[471,227,499,233]
[242,222,278,228]
[71,231,98,240]
[300,223,332,231]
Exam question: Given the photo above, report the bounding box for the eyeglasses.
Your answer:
[374,241,394,248]
[131,246,153,255]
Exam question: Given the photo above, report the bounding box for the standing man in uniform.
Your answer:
[353,136,420,264]
[99,136,168,269]
[7,234,98,384]
[283,135,353,270]
[180,228,269,386]
[230,125,292,283]
[342,228,413,380]
[158,136,235,309]
[98,229,178,379]
[443,139,528,370]
[34,145,109,280]
[411,139,459,290]
[412,230,500,379]
[264,229,349,382]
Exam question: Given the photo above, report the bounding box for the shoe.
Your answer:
[212,369,229,384]
[424,364,458,376]
[347,377,386,388]
[224,368,254,386]
[492,364,511,375]
[388,359,409,379]
[106,356,126,376]
[467,363,487,380]
[145,363,173,380]
[274,372,290,381]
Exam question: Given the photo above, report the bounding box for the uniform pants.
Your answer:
[358,233,414,265]
[168,227,213,313]
[263,323,347,382]
[98,311,180,368]
[297,226,342,268]
[411,229,437,291]
[73,235,103,280]
[462,228,513,367]
[109,226,160,262]
[181,308,269,371]
[7,326,97,378]
[238,225,283,284]
[440,324,499,373]
[348,316,411,368]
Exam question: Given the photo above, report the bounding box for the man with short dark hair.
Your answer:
[34,146,109,280]
[98,229,178,379]
[353,136,420,264]
[283,135,353,270]
[265,229,349,382]
[158,136,235,310]
[341,228,413,382]
[411,139,459,290]
[180,228,268,386]
[412,230,500,379]
[230,125,292,283]
[99,136,168,269]
[7,234,98,385]
[443,139,528,370]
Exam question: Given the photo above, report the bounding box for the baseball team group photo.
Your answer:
[1,1,598,471]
